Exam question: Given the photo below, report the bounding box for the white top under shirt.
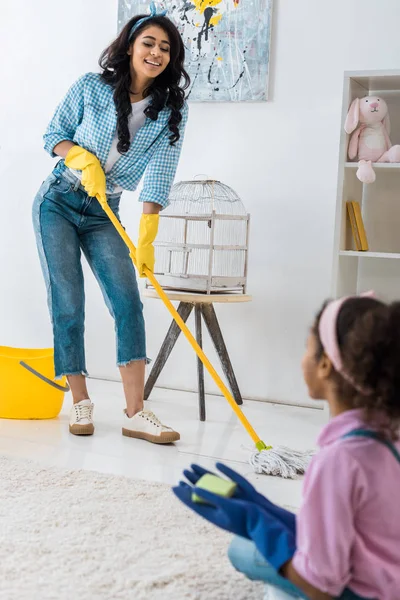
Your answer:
[69,96,151,192]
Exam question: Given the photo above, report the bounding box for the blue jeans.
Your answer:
[32,161,146,379]
[228,537,370,600]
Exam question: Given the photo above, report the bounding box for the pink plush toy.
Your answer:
[344,95,400,184]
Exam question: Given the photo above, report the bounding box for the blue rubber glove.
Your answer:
[183,463,296,533]
[172,483,296,571]
[173,481,238,534]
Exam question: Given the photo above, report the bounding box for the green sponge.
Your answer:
[192,474,237,505]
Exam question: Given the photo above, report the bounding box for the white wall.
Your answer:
[1,0,400,408]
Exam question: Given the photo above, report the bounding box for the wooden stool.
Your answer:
[143,289,252,421]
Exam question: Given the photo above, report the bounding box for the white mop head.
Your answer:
[249,446,315,479]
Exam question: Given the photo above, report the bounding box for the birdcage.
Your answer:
[150,178,250,294]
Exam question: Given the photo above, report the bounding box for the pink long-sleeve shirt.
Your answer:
[292,409,400,599]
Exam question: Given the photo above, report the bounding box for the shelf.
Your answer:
[345,162,400,170]
[344,70,400,92]
[340,250,400,260]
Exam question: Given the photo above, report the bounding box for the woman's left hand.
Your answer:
[136,213,160,277]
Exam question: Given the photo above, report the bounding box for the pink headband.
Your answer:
[318,291,376,394]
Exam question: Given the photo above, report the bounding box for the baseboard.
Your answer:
[87,375,324,411]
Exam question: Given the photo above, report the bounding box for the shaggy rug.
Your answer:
[0,455,263,600]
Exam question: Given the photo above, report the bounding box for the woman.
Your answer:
[32,4,190,443]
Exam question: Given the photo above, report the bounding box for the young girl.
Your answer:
[174,293,400,599]
[32,5,189,442]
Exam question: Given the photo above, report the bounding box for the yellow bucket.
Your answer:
[0,346,69,419]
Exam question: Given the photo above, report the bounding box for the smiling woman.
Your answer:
[131,31,171,76]
[100,11,190,151]
[32,6,190,444]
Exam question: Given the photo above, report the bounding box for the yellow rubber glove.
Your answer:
[64,146,106,201]
[136,214,160,278]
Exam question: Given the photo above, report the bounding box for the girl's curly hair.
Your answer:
[312,296,400,439]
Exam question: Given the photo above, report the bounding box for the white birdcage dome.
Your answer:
[165,179,248,217]
[152,178,250,294]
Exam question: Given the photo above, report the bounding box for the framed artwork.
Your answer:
[118,0,273,102]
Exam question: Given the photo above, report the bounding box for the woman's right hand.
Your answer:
[64,146,106,201]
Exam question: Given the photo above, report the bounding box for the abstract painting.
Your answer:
[118,0,273,102]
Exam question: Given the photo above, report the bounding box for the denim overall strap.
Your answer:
[342,428,400,463]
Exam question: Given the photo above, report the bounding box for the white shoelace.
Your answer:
[141,410,164,428]
[74,404,93,422]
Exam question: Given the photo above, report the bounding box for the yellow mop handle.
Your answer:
[98,196,268,451]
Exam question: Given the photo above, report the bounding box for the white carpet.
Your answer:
[0,455,263,600]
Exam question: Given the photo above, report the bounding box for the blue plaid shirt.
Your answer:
[43,72,189,209]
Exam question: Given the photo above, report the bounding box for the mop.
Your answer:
[97,195,314,478]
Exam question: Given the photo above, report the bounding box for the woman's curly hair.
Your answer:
[99,15,190,154]
[312,296,400,439]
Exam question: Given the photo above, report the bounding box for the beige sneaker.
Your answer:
[122,410,180,444]
[69,400,94,436]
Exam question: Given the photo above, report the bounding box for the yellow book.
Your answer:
[352,201,369,250]
[346,201,368,251]
[347,201,361,250]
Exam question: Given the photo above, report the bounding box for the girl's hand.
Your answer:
[184,462,296,531]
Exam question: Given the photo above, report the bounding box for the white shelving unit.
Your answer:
[332,70,400,301]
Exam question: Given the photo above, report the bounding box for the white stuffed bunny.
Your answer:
[344,95,400,183]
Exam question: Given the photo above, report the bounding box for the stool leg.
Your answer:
[195,305,206,421]
[200,304,243,406]
[144,302,193,400]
